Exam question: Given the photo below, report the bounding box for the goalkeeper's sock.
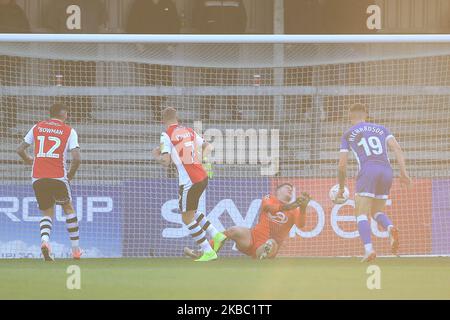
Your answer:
[356,214,373,253]
[187,219,214,253]
[40,216,52,243]
[373,212,393,231]
[65,212,80,248]
[195,212,219,238]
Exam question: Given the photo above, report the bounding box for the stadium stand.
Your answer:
[1,56,449,184]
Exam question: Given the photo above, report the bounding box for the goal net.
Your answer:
[1,35,449,259]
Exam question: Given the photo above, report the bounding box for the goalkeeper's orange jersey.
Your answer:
[252,194,302,245]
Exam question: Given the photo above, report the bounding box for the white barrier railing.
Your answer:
[1,34,450,43]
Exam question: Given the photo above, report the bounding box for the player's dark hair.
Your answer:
[49,103,68,118]
[276,183,293,191]
[349,103,368,114]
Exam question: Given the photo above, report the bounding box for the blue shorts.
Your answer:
[356,163,393,200]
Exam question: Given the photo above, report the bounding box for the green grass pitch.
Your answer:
[1,257,449,300]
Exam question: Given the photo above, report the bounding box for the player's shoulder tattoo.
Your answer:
[263,194,271,200]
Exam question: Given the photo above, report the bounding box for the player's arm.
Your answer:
[338,152,348,194]
[16,141,33,165]
[260,192,310,215]
[197,132,214,178]
[280,192,311,212]
[202,141,214,178]
[153,133,172,167]
[278,193,310,228]
[387,136,412,187]
[152,147,171,167]
[337,133,350,200]
[294,208,306,228]
[16,126,35,165]
[67,129,81,181]
[202,141,213,160]
[67,148,81,181]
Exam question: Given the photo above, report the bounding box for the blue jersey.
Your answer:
[340,122,394,170]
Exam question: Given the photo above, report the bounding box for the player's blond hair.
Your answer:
[162,107,178,122]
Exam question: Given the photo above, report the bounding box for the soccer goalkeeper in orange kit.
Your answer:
[185,183,311,259]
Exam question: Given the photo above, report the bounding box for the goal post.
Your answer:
[0,34,449,259]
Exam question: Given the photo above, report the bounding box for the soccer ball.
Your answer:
[329,184,350,204]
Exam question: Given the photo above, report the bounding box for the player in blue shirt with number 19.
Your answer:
[336,104,412,262]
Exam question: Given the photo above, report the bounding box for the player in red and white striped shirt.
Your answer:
[16,104,82,261]
[152,107,226,262]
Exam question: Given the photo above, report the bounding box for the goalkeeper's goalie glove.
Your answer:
[203,157,214,179]
[294,192,312,212]
[281,192,312,212]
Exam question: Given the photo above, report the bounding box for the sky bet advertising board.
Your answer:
[0,177,448,258]
[0,184,121,259]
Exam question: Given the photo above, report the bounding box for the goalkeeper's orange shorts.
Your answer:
[238,229,267,259]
